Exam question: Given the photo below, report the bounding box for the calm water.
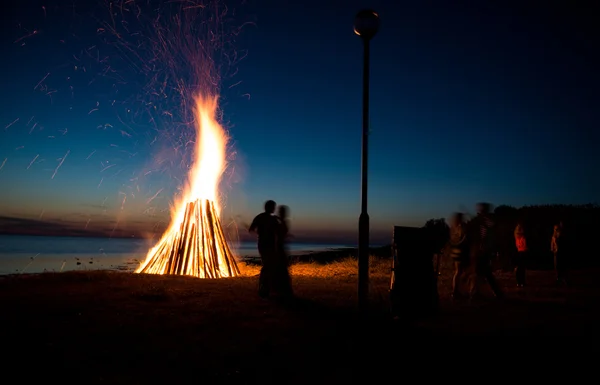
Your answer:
[0,235,352,275]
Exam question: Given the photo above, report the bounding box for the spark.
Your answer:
[14,30,38,44]
[27,154,39,169]
[98,177,104,188]
[39,210,45,219]
[27,116,34,125]
[21,254,40,274]
[51,150,70,179]
[59,128,68,135]
[0,158,6,171]
[15,146,24,151]
[4,118,19,130]
[33,72,49,90]
[228,80,242,89]
[120,193,127,210]
[242,93,251,100]
[29,122,38,134]
[101,164,116,172]
[88,108,99,115]
[86,150,96,160]
[146,188,164,204]
[119,130,132,137]
[85,219,91,229]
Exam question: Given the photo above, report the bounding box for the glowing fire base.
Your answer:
[137,199,240,278]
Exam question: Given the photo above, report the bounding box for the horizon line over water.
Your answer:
[0,234,356,275]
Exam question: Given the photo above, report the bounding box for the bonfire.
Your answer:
[136,95,240,278]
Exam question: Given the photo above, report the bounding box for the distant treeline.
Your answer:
[423,204,600,269]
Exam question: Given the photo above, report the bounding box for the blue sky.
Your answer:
[1,0,598,244]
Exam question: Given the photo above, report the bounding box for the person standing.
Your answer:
[447,212,469,299]
[514,222,528,287]
[468,202,503,300]
[249,200,280,298]
[551,221,568,285]
[275,205,293,298]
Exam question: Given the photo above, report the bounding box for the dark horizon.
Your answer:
[2,201,598,245]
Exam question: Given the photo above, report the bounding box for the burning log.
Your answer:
[137,199,240,278]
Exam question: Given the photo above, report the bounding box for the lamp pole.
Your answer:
[354,9,379,313]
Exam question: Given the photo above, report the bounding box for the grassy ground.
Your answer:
[1,251,599,384]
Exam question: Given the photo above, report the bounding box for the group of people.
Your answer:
[445,202,569,301]
[248,200,293,299]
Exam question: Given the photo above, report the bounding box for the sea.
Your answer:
[0,234,353,275]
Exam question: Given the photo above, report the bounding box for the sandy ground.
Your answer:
[1,256,598,384]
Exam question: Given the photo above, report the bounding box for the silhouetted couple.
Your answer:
[249,200,293,299]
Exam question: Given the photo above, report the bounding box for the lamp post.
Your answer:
[354,9,379,313]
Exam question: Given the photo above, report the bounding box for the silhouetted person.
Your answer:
[514,222,528,287]
[468,202,503,299]
[551,221,568,285]
[447,212,469,299]
[249,200,280,298]
[275,205,293,297]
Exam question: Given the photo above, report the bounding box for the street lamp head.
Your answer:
[354,9,380,40]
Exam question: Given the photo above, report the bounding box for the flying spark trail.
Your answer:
[39,210,45,219]
[4,118,19,130]
[85,218,91,229]
[15,146,24,150]
[98,177,104,188]
[27,154,39,169]
[86,150,96,160]
[21,253,40,274]
[33,72,49,90]
[27,116,34,125]
[51,150,70,179]
[29,122,38,134]
[146,188,164,204]
[88,108,98,114]
[0,158,6,171]
[14,30,39,45]
[101,164,116,172]
[228,80,242,89]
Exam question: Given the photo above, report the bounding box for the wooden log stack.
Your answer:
[137,199,240,278]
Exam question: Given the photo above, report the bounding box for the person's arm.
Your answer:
[248,216,258,233]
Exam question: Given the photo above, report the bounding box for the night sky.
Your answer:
[1,0,598,244]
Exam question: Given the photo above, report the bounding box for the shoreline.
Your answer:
[0,246,393,277]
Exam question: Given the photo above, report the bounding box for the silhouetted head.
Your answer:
[450,212,463,227]
[476,202,491,215]
[264,200,276,214]
[278,205,289,219]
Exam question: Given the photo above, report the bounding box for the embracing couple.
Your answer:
[249,200,293,299]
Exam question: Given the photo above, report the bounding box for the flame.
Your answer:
[171,94,225,222]
[135,94,240,278]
